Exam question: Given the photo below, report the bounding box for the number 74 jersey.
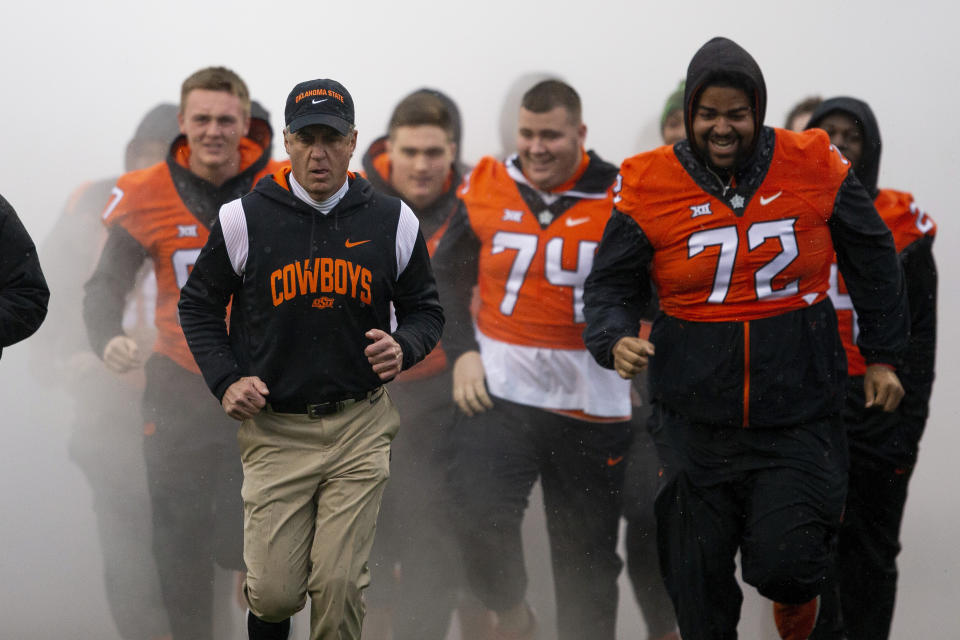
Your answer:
[461,154,615,349]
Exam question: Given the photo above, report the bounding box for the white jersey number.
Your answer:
[491,231,597,322]
[172,248,202,289]
[688,219,799,303]
[827,263,858,344]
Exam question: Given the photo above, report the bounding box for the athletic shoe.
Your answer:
[773,597,820,640]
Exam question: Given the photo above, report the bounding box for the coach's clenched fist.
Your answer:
[221,376,270,420]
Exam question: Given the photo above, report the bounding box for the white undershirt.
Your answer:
[289,173,349,214]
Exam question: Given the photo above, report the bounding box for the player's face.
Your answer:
[692,86,755,171]
[661,110,685,145]
[788,111,813,132]
[179,89,250,173]
[815,111,864,169]
[516,106,586,192]
[386,125,456,210]
[284,124,358,201]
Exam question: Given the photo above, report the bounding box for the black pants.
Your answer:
[366,373,462,640]
[652,405,847,640]
[622,403,677,639]
[142,354,244,640]
[811,378,929,640]
[448,396,632,640]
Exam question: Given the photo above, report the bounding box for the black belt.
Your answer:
[268,388,382,418]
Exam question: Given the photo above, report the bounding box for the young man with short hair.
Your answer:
[84,66,283,640]
[433,79,633,640]
[361,89,484,640]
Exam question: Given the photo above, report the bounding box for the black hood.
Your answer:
[806,96,881,198]
[684,37,767,168]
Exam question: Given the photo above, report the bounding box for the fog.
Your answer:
[1,0,958,637]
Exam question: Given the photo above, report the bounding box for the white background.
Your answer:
[1,0,957,637]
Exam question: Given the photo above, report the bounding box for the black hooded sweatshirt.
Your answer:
[583,37,909,429]
[178,169,444,404]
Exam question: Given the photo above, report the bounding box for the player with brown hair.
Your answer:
[83,66,284,640]
[433,79,632,640]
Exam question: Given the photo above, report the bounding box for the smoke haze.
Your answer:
[1,0,957,637]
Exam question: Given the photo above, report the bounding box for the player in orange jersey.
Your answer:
[360,89,492,640]
[36,103,178,640]
[83,67,285,640]
[433,80,632,640]
[805,97,937,640]
[583,38,908,640]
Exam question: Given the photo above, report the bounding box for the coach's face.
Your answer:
[692,85,755,171]
[284,124,358,201]
[516,106,586,192]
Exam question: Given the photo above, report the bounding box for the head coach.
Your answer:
[177,78,444,640]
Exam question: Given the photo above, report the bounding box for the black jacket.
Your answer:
[0,194,49,359]
[808,96,937,460]
[583,37,908,429]
[178,170,444,403]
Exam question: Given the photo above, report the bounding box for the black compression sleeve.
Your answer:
[82,224,147,358]
[582,210,654,369]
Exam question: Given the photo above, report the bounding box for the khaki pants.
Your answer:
[239,387,399,640]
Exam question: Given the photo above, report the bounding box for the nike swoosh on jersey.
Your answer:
[345,239,370,248]
[606,455,624,467]
[312,98,328,104]
[760,191,783,206]
[565,216,591,227]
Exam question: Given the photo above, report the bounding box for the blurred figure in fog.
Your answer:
[360,88,491,640]
[659,80,686,146]
[34,103,178,640]
[83,67,284,640]
[806,97,937,640]
[434,79,633,640]
[618,79,686,640]
[784,95,822,132]
[0,194,48,360]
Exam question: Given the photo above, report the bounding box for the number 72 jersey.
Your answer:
[615,134,847,322]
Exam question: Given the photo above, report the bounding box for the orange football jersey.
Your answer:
[830,189,937,375]
[615,130,848,322]
[460,156,614,350]
[103,139,281,373]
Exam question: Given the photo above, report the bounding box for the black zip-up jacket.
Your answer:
[0,194,49,359]
[178,169,444,403]
[583,37,908,429]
